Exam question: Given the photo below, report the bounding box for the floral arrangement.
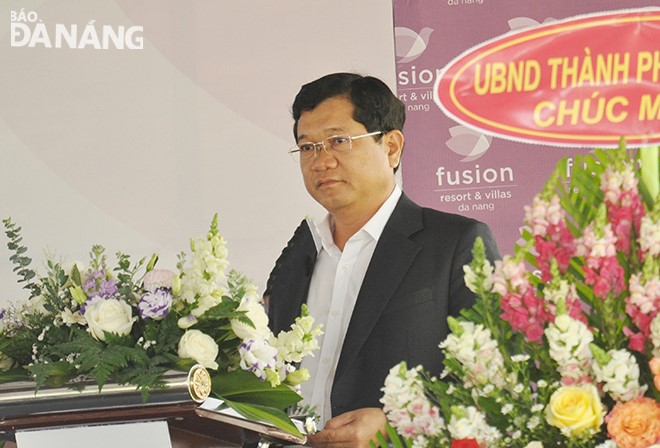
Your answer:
[0,214,321,436]
[379,145,660,448]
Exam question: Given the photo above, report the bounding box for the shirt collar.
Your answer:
[309,184,402,254]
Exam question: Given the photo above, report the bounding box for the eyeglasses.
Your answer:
[288,131,384,163]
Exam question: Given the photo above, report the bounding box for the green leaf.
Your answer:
[212,370,302,410]
[0,368,30,384]
[223,399,303,438]
[385,423,410,448]
[29,360,77,388]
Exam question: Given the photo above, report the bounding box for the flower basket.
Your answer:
[380,144,660,448]
[0,214,321,441]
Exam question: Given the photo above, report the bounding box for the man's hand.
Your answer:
[305,407,387,448]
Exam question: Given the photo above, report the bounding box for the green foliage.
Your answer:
[369,423,413,448]
[212,369,301,410]
[2,218,40,298]
[44,329,150,390]
[0,368,30,384]
[223,399,303,439]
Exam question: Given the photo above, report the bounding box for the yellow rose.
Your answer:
[545,384,603,436]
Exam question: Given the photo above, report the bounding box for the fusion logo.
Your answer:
[445,125,492,162]
[395,27,433,64]
[10,9,144,50]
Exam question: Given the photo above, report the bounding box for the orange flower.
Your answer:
[607,397,660,448]
[651,358,660,392]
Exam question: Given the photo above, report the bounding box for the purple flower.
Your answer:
[238,338,278,381]
[138,289,173,320]
[82,269,118,299]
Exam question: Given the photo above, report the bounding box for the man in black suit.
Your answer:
[266,73,499,447]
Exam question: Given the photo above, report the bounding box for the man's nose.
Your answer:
[310,144,337,169]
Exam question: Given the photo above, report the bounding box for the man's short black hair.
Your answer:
[291,72,406,140]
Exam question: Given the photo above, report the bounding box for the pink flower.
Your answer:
[601,165,645,256]
[625,274,660,346]
[500,289,550,344]
[143,269,175,292]
[623,327,647,353]
[525,195,565,237]
[583,256,626,300]
[534,223,575,283]
[565,296,588,325]
[491,257,530,296]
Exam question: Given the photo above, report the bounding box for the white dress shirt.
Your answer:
[300,185,402,425]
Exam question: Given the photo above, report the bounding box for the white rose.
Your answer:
[178,329,219,370]
[231,298,270,340]
[524,442,543,448]
[84,297,136,341]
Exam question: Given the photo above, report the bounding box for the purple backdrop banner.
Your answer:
[393,1,658,253]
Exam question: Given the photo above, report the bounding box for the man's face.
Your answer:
[295,96,401,217]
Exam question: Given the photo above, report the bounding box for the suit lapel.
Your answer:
[334,194,423,380]
[267,220,317,333]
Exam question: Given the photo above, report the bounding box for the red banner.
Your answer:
[436,9,660,147]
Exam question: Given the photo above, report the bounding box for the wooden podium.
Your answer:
[0,367,306,448]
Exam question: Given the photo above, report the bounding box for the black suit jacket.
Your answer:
[266,194,499,417]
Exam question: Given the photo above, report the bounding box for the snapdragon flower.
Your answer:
[544,313,593,384]
[440,318,506,389]
[592,347,647,402]
[381,362,445,442]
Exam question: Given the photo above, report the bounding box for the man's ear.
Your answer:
[384,130,404,169]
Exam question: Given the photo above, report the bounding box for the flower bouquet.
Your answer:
[0,214,321,437]
[379,144,660,448]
